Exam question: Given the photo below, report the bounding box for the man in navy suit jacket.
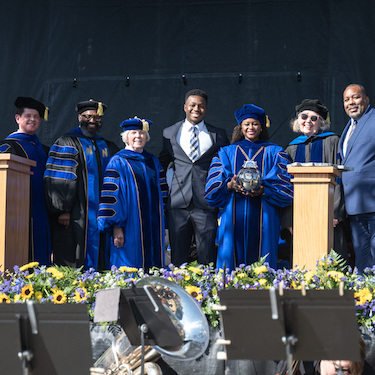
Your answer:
[339,84,375,272]
[159,89,229,266]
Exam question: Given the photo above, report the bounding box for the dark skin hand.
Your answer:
[227,175,264,197]
[58,212,70,229]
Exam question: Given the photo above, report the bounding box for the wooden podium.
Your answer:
[0,154,36,272]
[288,165,341,271]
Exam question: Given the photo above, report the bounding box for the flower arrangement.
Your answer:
[1,251,375,331]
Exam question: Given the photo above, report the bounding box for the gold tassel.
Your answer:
[97,102,104,116]
[326,112,331,125]
[265,115,271,127]
[141,119,149,132]
[44,107,49,121]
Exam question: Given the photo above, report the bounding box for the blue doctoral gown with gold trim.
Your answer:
[97,149,168,269]
[205,139,293,270]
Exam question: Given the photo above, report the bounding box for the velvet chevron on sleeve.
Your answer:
[97,149,166,269]
[205,139,293,270]
[44,127,119,270]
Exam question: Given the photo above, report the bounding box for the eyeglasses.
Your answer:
[300,113,319,122]
[81,114,102,121]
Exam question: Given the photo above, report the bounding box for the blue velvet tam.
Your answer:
[234,104,271,127]
[119,117,153,132]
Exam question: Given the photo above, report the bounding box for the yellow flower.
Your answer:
[34,291,43,301]
[46,267,64,279]
[184,275,191,281]
[19,262,39,272]
[52,290,67,304]
[254,266,268,275]
[237,273,246,279]
[259,278,267,285]
[291,281,302,290]
[0,293,10,303]
[185,285,203,301]
[304,271,315,283]
[14,294,21,302]
[118,266,138,273]
[26,274,34,279]
[21,284,34,299]
[326,271,345,282]
[188,267,202,275]
[74,287,89,302]
[355,288,373,306]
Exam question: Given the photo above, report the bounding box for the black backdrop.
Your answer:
[1,0,374,156]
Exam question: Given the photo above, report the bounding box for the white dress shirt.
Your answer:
[176,119,213,161]
[343,118,356,157]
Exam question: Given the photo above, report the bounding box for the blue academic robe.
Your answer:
[97,149,168,269]
[0,132,51,265]
[44,127,119,270]
[205,139,293,270]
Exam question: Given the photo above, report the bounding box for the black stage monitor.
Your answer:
[218,289,360,362]
[0,302,93,375]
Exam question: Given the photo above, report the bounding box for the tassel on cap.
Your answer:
[44,107,49,121]
[119,116,153,131]
[326,112,331,125]
[141,119,149,132]
[265,115,271,127]
[97,102,104,116]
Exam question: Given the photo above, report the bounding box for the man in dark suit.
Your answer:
[339,84,375,273]
[159,89,229,266]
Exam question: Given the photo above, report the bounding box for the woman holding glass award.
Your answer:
[205,104,293,270]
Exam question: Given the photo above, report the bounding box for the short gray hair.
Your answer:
[121,130,150,145]
[290,116,330,134]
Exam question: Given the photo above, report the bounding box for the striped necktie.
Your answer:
[189,125,199,161]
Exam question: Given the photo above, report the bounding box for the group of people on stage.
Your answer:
[4,83,375,273]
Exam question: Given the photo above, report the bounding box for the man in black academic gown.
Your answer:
[44,99,119,270]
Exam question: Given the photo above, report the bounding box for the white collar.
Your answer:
[184,119,205,131]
